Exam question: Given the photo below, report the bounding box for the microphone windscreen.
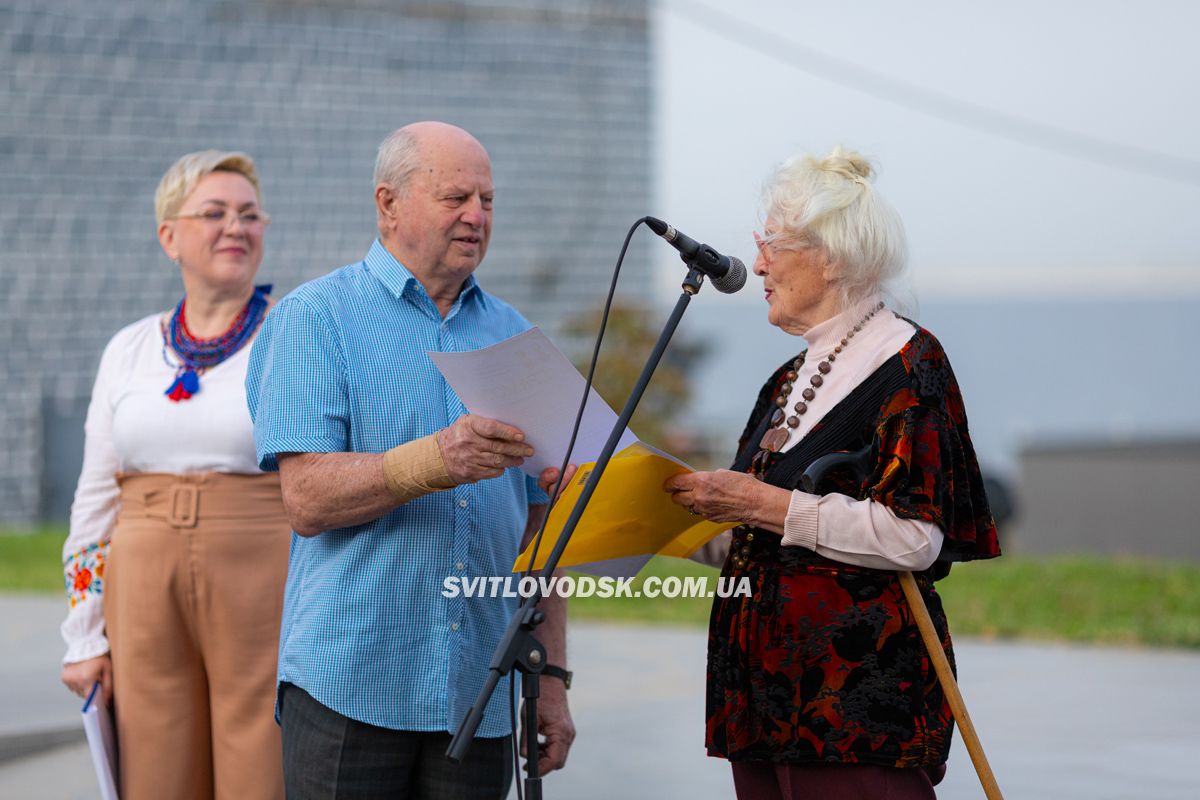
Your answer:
[713,257,747,294]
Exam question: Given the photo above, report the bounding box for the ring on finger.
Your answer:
[687,506,699,516]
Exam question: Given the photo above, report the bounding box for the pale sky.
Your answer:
[647,1,1200,466]
[652,0,1200,303]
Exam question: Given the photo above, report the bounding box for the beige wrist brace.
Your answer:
[382,433,455,503]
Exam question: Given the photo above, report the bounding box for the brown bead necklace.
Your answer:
[754,301,885,465]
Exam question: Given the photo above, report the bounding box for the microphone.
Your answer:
[645,217,747,294]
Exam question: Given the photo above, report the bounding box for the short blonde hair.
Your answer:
[762,146,907,311]
[154,150,262,224]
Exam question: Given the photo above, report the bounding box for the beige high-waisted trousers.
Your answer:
[105,472,290,800]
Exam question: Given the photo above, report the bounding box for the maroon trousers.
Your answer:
[731,761,944,800]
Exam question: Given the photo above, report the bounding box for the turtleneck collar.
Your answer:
[801,294,885,357]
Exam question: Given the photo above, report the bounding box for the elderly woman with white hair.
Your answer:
[665,147,1000,799]
[59,151,287,799]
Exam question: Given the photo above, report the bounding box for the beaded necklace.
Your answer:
[162,284,271,402]
[750,301,885,476]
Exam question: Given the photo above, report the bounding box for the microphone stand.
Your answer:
[446,262,710,798]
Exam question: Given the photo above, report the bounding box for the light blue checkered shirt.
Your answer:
[246,240,546,736]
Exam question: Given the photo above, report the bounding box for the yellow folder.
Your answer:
[514,443,729,571]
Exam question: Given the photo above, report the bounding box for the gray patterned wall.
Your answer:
[0,0,652,523]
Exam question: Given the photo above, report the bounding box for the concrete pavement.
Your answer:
[3,595,1199,799]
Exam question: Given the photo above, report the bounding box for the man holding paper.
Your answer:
[246,121,574,798]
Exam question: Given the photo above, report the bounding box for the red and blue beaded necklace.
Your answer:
[162,284,271,402]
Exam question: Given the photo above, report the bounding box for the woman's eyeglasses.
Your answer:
[171,207,272,229]
[753,229,809,265]
[753,230,780,265]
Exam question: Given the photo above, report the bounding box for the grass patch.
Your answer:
[567,554,1200,649]
[0,526,67,595]
[5,527,1198,649]
[937,555,1200,648]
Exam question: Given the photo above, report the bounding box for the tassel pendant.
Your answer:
[165,369,200,402]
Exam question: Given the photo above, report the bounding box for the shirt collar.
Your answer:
[803,294,885,356]
[362,239,484,313]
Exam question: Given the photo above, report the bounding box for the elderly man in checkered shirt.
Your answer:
[247,121,574,799]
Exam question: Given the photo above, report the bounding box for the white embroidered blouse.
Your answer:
[60,313,262,664]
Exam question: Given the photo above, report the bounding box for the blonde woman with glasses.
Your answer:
[59,151,288,799]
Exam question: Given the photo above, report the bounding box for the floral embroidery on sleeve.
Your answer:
[64,541,108,608]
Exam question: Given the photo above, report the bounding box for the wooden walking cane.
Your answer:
[801,446,1004,800]
[897,570,1004,799]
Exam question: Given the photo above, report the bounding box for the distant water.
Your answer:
[669,297,1200,475]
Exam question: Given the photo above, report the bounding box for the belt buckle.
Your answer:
[167,485,199,528]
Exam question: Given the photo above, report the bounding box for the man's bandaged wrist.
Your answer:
[382,433,455,502]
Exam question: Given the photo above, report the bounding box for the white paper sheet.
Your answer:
[82,681,119,800]
[429,328,638,477]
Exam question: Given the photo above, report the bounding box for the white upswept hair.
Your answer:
[761,146,908,311]
[154,150,261,224]
[374,127,424,194]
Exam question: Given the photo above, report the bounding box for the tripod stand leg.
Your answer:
[522,670,542,800]
[898,570,1004,800]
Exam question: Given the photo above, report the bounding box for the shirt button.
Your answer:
[450,622,460,632]
[455,562,465,570]
[458,499,468,508]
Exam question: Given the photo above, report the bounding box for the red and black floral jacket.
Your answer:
[707,326,1001,768]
